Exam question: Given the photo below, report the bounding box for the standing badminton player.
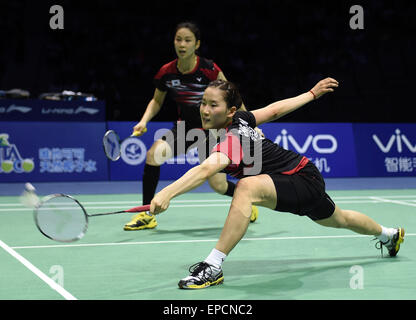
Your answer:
[149,78,405,289]
[124,22,259,230]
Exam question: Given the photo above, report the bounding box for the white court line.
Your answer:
[369,196,416,208]
[1,194,416,207]
[0,239,77,300]
[0,199,408,213]
[332,195,416,200]
[11,233,416,250]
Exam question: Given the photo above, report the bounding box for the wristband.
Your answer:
[309,90,316,100]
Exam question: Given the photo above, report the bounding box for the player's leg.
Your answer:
[314,205,381,235]
[207,173,259,222]
[207,172,228,194]
[214,175,276,254]
[124,139,173,231]
[314,205,405,257]
[178,175,276,289]
[142,139,173,203]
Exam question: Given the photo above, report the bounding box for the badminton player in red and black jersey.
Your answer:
[150,78,405,289]
[124,22,259,230]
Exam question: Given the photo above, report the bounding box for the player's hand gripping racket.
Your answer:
[103,128,147,161]
[20,183,150,242]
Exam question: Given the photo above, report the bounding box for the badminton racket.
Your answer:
[103,129,146,161]
[20,183,151,242]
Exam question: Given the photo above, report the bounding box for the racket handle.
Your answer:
[124,204,151,213]
[131,128,147,137]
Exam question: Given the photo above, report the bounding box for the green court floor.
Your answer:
[0,189,415,300]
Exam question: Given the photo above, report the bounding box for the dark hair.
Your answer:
[208,79,243,110]
[175,22,201,42]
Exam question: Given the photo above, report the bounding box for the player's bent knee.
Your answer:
[234,178,252,197]
[145,148,159,166]
[146,141,171,166]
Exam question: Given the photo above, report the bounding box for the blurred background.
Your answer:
[1,0,415,123]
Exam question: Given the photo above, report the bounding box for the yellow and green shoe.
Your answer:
[386,227,405,257]
[123,212,157,231]
[376,227,405,257]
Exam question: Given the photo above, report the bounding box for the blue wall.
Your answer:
[2,119,415,182]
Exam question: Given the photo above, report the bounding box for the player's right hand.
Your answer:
[132,122,147,136]
[150,191,170,215]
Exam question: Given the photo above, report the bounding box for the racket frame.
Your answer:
[33,193,151,242]
[33,193,89,243]
[103,129,122,161]
[102,129,145,161]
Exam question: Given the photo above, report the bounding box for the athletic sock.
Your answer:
[224,180,236,197]
[204,248,227,269]
[142,163,160,205]
[377,226,397,243]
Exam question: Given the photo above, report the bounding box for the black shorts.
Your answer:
[269,161,336,221]
[161,122,217,160]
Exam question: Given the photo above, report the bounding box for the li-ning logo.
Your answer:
[75,106,99,114]
[41,106,99,115]
[0,105,32,114]
[274,129,338,154]
[373,129,416,153]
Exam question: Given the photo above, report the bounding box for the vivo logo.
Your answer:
[274,129,338,154]
[372,129,416,153]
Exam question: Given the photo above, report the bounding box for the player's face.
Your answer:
[200,87,234,129]
[174,28,200,59]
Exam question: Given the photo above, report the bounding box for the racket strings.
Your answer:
[103,130,121,161]
[35,195,88,242]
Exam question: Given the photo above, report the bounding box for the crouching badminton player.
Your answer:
[149,78,405,289]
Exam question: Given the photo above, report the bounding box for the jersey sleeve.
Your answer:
[153,62,173,92]
[213,62,222,75]
[212,133,243,166]
[233,111,257,128]
[153,71,167,91]
[200,58,222,81]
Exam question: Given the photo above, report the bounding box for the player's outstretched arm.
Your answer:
[150,152,231,214]
[132,88,167,136]
[252,77,338,126]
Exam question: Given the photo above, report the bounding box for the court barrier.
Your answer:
[0,99,107,182]
[1,117,415,182]
[107,122,416,181]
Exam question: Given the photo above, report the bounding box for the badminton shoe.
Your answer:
[178,262,224,289]
[123,212,157,231]
[250,205,259,223]
[375,227,405,257]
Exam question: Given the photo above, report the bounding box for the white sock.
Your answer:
[377,226,396,243]
[204,248,227,269]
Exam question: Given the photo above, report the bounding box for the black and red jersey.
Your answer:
[212,111,308,179]
[154,56,222,129]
